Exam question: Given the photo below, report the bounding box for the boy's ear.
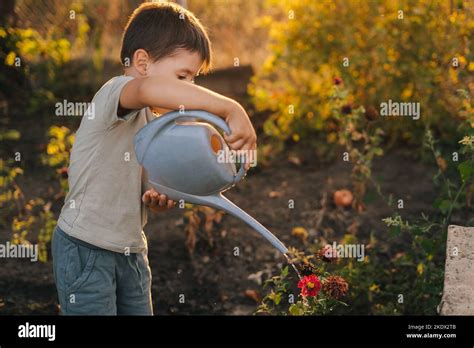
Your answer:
[133,49,150,76]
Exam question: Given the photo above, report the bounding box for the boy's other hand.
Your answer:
[223,102,257,170]
[142,188,175,212]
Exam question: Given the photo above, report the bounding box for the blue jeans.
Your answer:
[52,226,153,315]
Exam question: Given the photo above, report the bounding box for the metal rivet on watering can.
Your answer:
[134,110,289,255]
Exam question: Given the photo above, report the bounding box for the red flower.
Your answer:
[333,77,343,85]
[298,274,321,297]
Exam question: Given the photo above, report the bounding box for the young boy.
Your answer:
[52,2,256,315]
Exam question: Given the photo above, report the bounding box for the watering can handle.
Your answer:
[172,110,232,135]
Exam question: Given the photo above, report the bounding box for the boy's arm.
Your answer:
[119,76,256,165]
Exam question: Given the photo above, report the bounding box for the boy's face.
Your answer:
[144,48,203,114]
[147,48,203,83]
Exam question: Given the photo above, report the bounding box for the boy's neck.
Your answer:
[123,68,141,78]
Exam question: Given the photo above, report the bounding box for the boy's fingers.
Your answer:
[143,191,153,204]
[228,138,245,150]
[242,142,256,170]
[159,194,167,206]
[144,191,174,211]
[224,133,240,144]
[150,192,161,206]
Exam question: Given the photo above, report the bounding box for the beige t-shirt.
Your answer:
[57,75,155,253]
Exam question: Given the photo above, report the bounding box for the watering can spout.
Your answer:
[193,193,289,255]
[148,180,289,255]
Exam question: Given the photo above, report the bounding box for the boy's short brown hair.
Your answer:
[120,2,212,73]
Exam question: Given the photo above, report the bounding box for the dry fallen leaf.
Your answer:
[185,213,200,256]
[287,155,302,166]
[436,156,448,172]
[247,270,264,285]
[268,190,282,198]
[244,289,261,303]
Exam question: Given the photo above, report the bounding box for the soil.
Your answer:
[0,149,440,315]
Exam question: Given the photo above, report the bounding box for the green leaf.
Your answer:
[267,291,277,302]
[263,279,274,288]
[281,266,289,278]
[289,304,304,316]
[373,147,383,156]
[388,225,401,238]
[0,130,20,141]
[458,161,474,183]
[363,190,376,205]
[411,226,423,236]
[456,89,469,99]
[435,199,452,215]
[419,238,435,254]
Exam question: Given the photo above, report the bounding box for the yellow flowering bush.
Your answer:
[250,0,473,147]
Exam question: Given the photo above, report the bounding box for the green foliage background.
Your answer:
[250,0,473,147]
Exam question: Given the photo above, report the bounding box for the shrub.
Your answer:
[250,0,473,149]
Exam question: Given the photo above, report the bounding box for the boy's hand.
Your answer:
[223,102,257,170]
[142,188,175,212]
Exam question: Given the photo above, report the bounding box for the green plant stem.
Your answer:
[368,176,392,208]
[445,180,468,227]
[428,139,453,199]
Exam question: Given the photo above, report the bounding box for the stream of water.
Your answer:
[284,253,302,280]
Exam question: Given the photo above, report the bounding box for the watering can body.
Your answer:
[134,110,288,255]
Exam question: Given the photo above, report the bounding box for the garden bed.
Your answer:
[0,148,438,315]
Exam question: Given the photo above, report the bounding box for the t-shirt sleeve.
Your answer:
[96,75,141,128]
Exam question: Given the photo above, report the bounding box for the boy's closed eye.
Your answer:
[176,69,198,83]
[177,76,195,83]
[177,75,192,82]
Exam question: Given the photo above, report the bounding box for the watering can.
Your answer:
[134,110,289,255]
